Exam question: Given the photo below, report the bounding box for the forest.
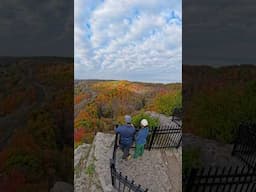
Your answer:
[0,58,73,191]
[74,80,182,147]
[183,65,256,143]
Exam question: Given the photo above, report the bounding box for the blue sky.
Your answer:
[75,0,181,83]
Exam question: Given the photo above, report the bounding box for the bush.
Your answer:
[6,153,43,181]
[131,113,160,129]
[186,81,256,143]
[154,91,182,116]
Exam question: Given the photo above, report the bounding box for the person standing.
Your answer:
[134,119,149,159]
[115,115,135,160]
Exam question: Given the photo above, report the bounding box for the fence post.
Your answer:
[232,123,242,156]
[149,127,157,151]
[185,168,197,192]
[113,133,118,163]
[176,134,182,149]
[110,159,115,186]
[172,108,176,121]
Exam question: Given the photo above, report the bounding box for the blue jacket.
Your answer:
[135,127,149,145]
[115,124,135,146]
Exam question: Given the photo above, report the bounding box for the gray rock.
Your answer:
[50,182,73,192]
[146,111,182,127]
[183,133,243,167]
[74,143,91,168]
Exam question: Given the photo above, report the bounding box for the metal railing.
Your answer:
[110,133,148,192]
[146,125,182,150]
[110,124,182,191]
[232,121,256,170]
[183,166,256,192]
[184,121,256,192]
[172,107,183,126]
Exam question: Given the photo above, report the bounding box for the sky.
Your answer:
[0,0,73,57]
[75,0,182,83]
[183,0,256,65]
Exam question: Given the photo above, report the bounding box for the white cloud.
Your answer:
[75,0,182,83]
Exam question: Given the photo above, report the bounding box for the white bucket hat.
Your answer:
[140,119,148,127]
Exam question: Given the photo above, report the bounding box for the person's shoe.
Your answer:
[126,154,132,160]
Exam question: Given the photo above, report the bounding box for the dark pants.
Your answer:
[120,144,131,159]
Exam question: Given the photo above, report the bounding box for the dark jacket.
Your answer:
[115,124,135,146]
[135,127,149,145]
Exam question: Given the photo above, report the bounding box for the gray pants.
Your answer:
[120,144,131,159]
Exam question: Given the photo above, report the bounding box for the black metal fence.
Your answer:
[110,133,148,192]
[232,122,256,170]
[146,125,182,150]
[110,160,148,192]
[184,121,256,192]
[110,124,182,191]
[172,107,182,126]
[183,166,256,192]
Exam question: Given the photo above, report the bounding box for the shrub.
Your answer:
[186,82,256,143]
[154,91,182,116]
[74,128,86,143]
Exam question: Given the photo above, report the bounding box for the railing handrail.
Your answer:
[112,133,119,164]
[184,121,256,192]
[111,125,182,192]
[110,133,148,192]
[183,165,256,192]
[232,121,256,171]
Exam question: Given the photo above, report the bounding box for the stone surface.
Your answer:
[146,111,181,127]
[183,133,243,167]
[50,182,73,192]
[115,147,182,192]
[74,143,91,168]
[74,143,92,192]
[162,148,182,192]
[93,132,116,192]
[74,132,116,192]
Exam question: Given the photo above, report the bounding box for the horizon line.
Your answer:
[74,78,182,84]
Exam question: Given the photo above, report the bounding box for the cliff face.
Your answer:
[75,132,182,192]
[74,133,115,192]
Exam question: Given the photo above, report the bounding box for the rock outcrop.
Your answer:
[50,182,73,192]
[75,112,182,192]
[74,133,116,192]
[183,133,242,167]
[75,132,182,192]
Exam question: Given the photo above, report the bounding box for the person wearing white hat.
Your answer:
[134,119,149,159]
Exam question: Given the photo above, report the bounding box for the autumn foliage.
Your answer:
[1,58,73,190]
[183,65,256,143]
[74,80,182,146]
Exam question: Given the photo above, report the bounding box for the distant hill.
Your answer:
[75,79,180,85]
[183,64,256,143]
[74,80,181,145]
